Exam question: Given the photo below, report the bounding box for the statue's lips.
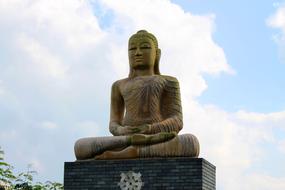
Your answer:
[134,58,143,62]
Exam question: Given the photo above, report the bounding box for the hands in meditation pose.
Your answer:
[74,30,200,160]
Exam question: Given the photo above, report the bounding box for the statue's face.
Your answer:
[128,36,156,71]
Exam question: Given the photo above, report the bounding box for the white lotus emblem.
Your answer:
[118,171,143,190]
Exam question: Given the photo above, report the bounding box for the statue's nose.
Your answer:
[135,47,142,56]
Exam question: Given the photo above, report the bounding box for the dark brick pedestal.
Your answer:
[64,157,215,190]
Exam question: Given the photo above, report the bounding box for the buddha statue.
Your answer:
[74,30,200,160]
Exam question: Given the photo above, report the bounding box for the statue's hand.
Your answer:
[128,131,177,145]
[117,124,151,135]
[116,126,135,136]
[128,124,151,134]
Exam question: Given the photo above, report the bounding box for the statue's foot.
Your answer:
[129,131,177,145]
[95,151,111,160]
[95,146,139,160]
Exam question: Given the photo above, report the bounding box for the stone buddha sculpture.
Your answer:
[74,30,200,160]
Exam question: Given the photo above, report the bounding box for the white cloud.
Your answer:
[267,5,285,33]
[236,110,285,125]
[99,0,234,97]
[0,0,105,50]
[0,0,111,183]
[17,35,68,79]
[0,0,284,189]
[183,102,285,190]
[245,174,285,190]
[267,4,285,62]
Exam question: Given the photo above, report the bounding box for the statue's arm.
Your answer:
[109,81,126,136]
[149,77,183,134]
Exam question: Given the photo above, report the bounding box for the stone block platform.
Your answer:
[64,157,215,190]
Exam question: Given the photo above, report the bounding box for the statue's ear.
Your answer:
[154,49,161,75]
[156,49,161,61]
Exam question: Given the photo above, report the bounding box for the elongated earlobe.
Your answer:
[154,49,161,75]
[157,49,161,60]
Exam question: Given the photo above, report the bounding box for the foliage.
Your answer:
[0,148,63,190]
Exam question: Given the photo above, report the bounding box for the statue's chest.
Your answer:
[122,77,165,99]
[121,76,166,114]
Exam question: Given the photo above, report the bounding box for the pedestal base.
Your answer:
[64,157,215,190]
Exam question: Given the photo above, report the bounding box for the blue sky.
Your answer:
[174,0,285,112]
[0,1,285,189]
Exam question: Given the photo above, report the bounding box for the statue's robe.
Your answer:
[75,75,199,160]
[111,75,183,134]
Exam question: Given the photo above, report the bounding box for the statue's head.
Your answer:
[128,30,161,77]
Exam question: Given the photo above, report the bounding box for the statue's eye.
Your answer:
[129,46,136,51]
[140,43,151,49]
